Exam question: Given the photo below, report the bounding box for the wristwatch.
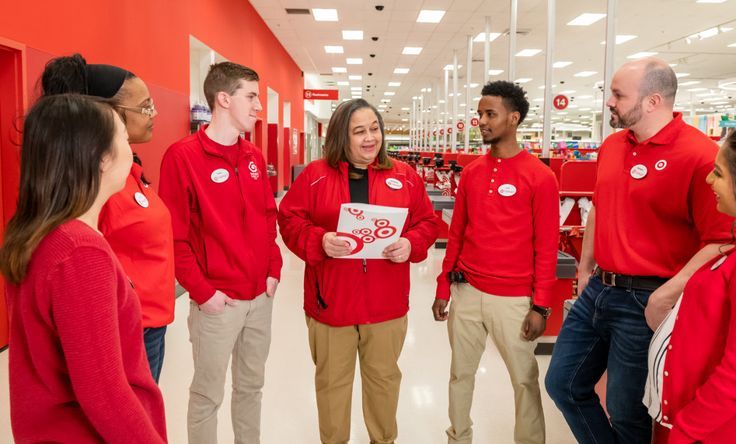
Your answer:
[531,305,552,319]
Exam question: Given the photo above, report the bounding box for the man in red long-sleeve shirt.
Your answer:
[159,62,282,444]
[433,80,559,444]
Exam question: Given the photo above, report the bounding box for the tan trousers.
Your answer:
[447,284,545,444]
[306,315,408,444]
[187,293,273,444]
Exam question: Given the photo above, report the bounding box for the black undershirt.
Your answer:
[348,164,369,204]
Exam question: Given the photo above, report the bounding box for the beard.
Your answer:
[609,101,643,129]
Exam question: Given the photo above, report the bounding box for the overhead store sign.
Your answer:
[470,117,479,127]
[456,121,465,131]
[304,89,338,100]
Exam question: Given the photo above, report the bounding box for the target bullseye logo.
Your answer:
[655,160,667,171]
[346,207,365,220]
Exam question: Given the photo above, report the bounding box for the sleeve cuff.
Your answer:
[188,284,216,305]
[532,286,555,308]
[405,231,429,263]
[436,278,451,301]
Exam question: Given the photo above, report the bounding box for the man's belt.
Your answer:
[594,267,668,292]
[448,271,469,283]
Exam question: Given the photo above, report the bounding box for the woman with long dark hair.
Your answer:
[41,54,174,382]
[0,94,166,443]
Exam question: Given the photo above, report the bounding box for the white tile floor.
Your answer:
[0,238,576,443]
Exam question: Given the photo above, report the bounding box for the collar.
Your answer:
[130,162,144,182]
[197,125,248,159]
[624,112,684,147]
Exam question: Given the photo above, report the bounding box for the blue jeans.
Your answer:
[545,275,653,444]
[144,326,167,384]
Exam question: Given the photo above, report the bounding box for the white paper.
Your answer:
[336,203,409,259]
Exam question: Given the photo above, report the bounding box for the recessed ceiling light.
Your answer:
[574,71,597,77]
[516,49,542,57]
[577,95,593,99]
[384,92,396,96]
[332,67,347,73]
[325,45,344,54]
[600,35,638,45]
[394,68,410,74]
[533,97,544,102]
[473,32,502,42]
[401,118,409,122]
[347,58,363,64]
[697,0,727,4]
[337,81,349,86]
[351,86,362,90]
[401,107,410,110]
[342,30,364,40]
[381,99,391,103]
[675,72,690,78]
[388,82,402,87]
[515,78,532,83]
[488,69,504,75]
[567,13,606,26]
[560,90,576,94]
[669,63,679,67]
[627,51,658,59]
[444,64,464,70]
[553,61,573,68]
[402,47,423,55]
[417,9,445,23]
[349,75,362,80]
[687,87,707,92]
[313,8,338,22]
[689,27,720,40]
[728,42,736,47]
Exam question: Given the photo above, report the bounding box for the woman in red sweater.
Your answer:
[0,95,166,442]
[646,131,736,443]
[41,54,175,382]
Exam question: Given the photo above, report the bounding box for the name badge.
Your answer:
[134,192,149,208]
[498,184,517,197]
[211,168,230,183]
[630,164,648,180]
[386,178,403,190]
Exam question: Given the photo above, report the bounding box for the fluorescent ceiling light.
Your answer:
[697,0,727,4]
[417,10,446,23]
[687,87,707,92]
[516,49,542,57]
[351,87,362,90]
[384,92,396,96]
[473,32,502,42]
[331,67,347,73]
[444,64,463,70]
[600,35,638,45]
[381,99,391,103]
[402,47,423,55]
[401,107,410,110]
[401,118,409,122]
[675,72,690,78]
[348,75,362,80]
[514,78,532,83]
[313,9,338,21]
[485,69,503,76]
[627,51,658,59]
[553,61,573,68]
[669,63,679,67]
[394,68,410,74]
[567,13,606,26]
[574,71,597,77]
[690,27,720,40]
[533,98,544,102]
[577,95,593,99]
[337,81,349,86]
[388,82,401,87]
[729,42,736,47]
[342,30,364,40]
[560,90,576,94]
[325,45,344,54]
[346,58,363,65]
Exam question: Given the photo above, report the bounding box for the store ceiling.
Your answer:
[249,0,736,130]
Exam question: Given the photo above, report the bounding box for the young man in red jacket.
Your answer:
[159,62,282,444]
[433,81,559,444]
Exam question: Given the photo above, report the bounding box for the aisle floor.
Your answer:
[0,238,576,443]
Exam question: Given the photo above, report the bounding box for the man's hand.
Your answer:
[383,237,412,263]
[266,277,279,298]
[322,232,353,258]
[521,310,546,341]
[199,290,238,314]
[432,298,449,321]
[645,281,681,330]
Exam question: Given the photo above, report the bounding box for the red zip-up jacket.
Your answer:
[278,159,439,326]
[158,128,282,304]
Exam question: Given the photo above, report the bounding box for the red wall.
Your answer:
[0,0,305,348]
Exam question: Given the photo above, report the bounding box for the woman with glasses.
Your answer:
[40,54,175,383]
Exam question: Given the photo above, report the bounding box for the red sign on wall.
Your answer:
[470,117,479,127]
[304,89,339,100]
[553,95,569,110]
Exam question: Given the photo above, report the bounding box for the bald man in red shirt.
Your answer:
[434,81,560,444]
[545,58,732,444]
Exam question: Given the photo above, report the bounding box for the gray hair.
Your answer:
[640,61,677,103]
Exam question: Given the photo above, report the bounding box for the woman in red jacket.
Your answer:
[0,94,167,443]
[41,54,175,383]
[279,98,438,444]
[646,131,736,443]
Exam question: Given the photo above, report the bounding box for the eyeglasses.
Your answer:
[117,101,156,117]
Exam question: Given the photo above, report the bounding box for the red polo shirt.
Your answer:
[593,113,732,277]
[436,150,560,307]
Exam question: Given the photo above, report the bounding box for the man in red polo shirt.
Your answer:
[159,62,282,444]
[433,80,560,444]
[545,58,732,444]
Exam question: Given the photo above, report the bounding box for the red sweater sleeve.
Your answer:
[278,167,329,266]
[51,246,166,443]
[159,148,216,304]
[403,167,440,263]
[258,155,283,280]
[531,171,560,307]
[670,276,736,442]
[436,173,469,300]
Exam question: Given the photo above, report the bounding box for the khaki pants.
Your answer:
[306,315,408,444]
[447,284,545,444]
[187,293,273,444]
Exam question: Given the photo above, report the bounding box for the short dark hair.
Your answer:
[480,80,530,124]
[324,99,392,171]
[204,62,259,110]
